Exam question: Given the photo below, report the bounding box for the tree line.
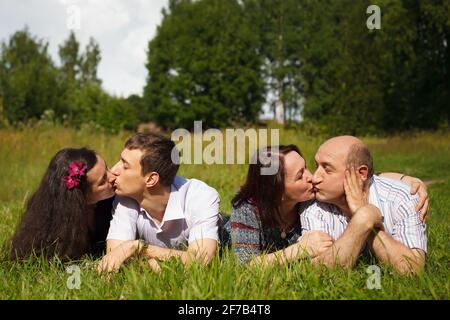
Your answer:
[0,29,138,132]
[1,0,449,134]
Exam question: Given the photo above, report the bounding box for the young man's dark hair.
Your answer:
[125,132,179,186]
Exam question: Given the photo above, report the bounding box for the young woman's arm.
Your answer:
[249,231,333,266]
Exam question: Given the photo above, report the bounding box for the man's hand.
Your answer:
[97,240,140,273]
[298,231,334,258]
[141,239,218,266]
[147,258,162,273]
[344,167,369,216]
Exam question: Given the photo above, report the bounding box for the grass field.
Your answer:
[0,125,449,299]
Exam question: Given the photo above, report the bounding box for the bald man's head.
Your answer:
[320,136,374,179]
[312,136,374,205]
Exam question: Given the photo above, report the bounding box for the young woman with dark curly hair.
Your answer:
[10,147,115,261]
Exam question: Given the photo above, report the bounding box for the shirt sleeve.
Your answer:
[106,196,139,241]
[392,194,428,253]
[187,183,221,244]
[229,203,263,264]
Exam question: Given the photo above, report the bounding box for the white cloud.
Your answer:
[0,0,168,96]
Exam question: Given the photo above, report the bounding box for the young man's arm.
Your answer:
[98,240,141,273]
[142,239,217,265]
[97,196,139,273]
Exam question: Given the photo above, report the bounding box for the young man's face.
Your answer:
[111,148,147,200]
[312,142,347,205]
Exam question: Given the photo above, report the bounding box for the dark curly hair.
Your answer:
[10,148,99,261]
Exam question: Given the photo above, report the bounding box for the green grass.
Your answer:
[0,125,449,299]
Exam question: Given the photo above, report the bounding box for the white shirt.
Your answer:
[300,176,427,253]
[107,176,220,248]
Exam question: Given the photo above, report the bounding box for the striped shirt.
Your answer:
[300,176,427,253]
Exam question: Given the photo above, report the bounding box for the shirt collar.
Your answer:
[139,177,186,231]
[161,182,185,222]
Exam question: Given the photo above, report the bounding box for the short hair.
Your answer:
[346,144,374,179]
[125,132,179,186]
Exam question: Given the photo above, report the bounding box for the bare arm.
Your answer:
[313,168,382,269]
[98,240,142,273]
[143,239,218,266]
[313,205,381,269]
[106,239,126,253]
[249,231,334,267]
[368,230,426,275]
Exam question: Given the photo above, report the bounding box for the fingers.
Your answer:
[97,259,113,274]
[419,199,429,222]
[344,169,350,194]
[348,168,357,194]
[148,258,162,273]
[415,188,428,211]
[350,166,363,191]
[410,182,420,195]
[97,258,107,274]
[321,240,334,249]
[97,254,120,274]
[345,167,363,194]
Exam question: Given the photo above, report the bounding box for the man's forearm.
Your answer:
[143,241,217,266]
[314,221,371,269]
[368,230,425,275]
[143,245,189,263]
[314,206,379,269]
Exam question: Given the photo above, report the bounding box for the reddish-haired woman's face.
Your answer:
[283,151,314,203]
[86,155,115,204]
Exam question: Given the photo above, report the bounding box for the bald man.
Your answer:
[300,136,427,275]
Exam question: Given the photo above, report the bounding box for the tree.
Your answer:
[80,37,101,85]
[144,0,265,129]
[379,0,450,131]
[58,32,103,122]
[58,31,80,83]
[300,0,450,134]
[0,28,60,123]
[244,0,305,124]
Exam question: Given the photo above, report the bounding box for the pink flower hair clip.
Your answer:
[63,161,87,190]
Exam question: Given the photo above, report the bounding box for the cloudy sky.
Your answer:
[0,0,168,97]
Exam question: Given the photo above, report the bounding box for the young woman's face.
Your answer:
[86,155,115,204]
[282,151,314,203]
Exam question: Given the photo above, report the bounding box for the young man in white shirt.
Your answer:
[98,132,220,273]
